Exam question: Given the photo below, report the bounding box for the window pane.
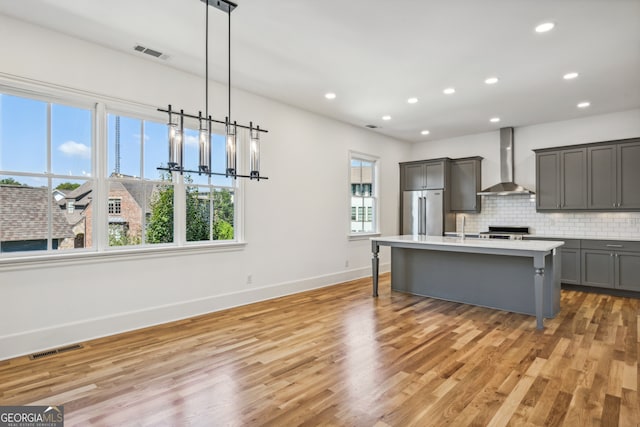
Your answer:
[211,133,232,187]
[144,120,169,180]
[186,186,212,242]
[350,160,362,194]
[362,197,375,233]
[108,115,142,178]
[51,104,92,177]
[361,161,373,194]
[146,181,174,244]
[52,178,93,250]
[350,196,364,233]
[213,188,234,240]
[0,179,68,253]
[0,94,47,173]
[107,181,144,246]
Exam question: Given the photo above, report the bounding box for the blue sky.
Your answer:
[0,93,232,187]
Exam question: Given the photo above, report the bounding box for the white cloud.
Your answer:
[184,134,199,146]
[58,140,91,159]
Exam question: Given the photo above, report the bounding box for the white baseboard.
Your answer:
[0,263,389,361]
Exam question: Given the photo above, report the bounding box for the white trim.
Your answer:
[0,262,390,361]
[0,241,247,272]
[348,232,381,241]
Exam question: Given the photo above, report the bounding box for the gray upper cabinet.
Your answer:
[587,144,617,209]
[450,157,482,212]
[425,161,446,189]
[536,137,640,211]
[403,163,427,190]
[618,141,640,209]
[536,152,560,210]
[535,148,586,210]
[401,159,448,191]
[560,148,587,209]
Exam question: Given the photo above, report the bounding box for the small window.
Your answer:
[349,152,379,235]
[67,201,75,214]
[108,198,122,215]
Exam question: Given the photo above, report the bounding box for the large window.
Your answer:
[349,152,378,234]
[0,85,241,259]
[0,93,93,253]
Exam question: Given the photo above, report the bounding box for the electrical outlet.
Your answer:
[246,274,252,285]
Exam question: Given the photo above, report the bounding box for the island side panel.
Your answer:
[390,247,560,318]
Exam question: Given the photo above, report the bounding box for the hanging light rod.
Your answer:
[200,0,237,14]
[157,106,269,134]
[159,0,268,180]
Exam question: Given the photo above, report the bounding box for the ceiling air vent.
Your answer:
[133,44,168,60]
[365,124,378,129]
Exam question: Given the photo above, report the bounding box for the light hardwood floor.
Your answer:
[0,274,638,426]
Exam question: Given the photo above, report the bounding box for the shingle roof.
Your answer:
[0,185,74,241]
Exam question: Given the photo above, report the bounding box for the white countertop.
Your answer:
[372,235,564,253]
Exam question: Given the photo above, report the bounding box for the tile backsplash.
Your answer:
[458,194,640,239]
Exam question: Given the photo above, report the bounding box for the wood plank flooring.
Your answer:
[0,274,638,426]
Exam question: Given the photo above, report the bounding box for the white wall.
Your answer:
[410,109,640,192]
[0,15,410,360]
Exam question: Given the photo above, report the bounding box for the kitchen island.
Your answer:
[371,236,564,329]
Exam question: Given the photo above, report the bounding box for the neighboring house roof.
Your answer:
[0,185,74,242]
[57,182,93,226]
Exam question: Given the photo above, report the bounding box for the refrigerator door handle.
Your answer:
[417,197,423,234]
[421,196,427,235]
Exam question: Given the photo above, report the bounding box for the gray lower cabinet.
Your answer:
[616,252,640,291]
[560,246,581,285]
[581,240,640,290]
[581,250,615,288]
[450,157,482,212]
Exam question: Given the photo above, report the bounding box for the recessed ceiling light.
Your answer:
[324,92,336,100]
[407,97,418,104]
[443,88,456,95]
[563,72,579,80]
[535,22,555,33]
[490,117,501,123]
[382,115,391,121]
[577,101,591,108]
[485,77,499,85]
[421,130,430,135]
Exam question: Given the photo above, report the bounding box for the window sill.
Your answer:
[0,241,247,272]
[348,232,381,241]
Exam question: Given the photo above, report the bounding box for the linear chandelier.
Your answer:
[158,0,268,180]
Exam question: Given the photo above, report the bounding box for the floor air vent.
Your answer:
[29,344,84,360]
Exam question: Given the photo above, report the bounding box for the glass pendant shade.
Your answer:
[198,119,211,173]
[168,114,183,169]
[250,125,260,178]
[226,120,237,176]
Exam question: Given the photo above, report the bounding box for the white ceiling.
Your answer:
[1,0,639,143]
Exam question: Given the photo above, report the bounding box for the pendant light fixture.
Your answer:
[158,0,268,180]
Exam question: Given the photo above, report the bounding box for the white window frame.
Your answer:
[0,76,245,266]
[348,150,380,240]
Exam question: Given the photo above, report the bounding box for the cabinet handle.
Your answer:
[606,244,623,248]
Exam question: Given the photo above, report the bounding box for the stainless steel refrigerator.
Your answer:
[402,189,446,235]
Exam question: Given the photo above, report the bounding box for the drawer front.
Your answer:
[581,240,640,252]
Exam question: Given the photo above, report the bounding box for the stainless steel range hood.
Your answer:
[478,127,535,196]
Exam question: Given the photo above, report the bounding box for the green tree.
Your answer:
[0,178,24,186]
[146,173,235,243]
[55,182,81,191]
